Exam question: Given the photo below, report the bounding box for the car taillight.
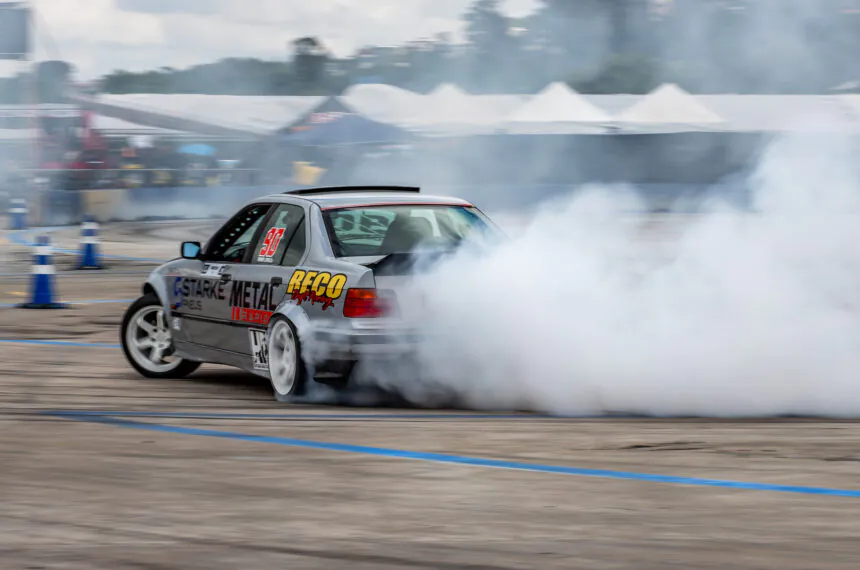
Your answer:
[343,288,388,318]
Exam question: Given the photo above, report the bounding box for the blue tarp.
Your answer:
[280,114,410,146]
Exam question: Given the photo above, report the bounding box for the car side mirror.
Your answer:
[181,241,202,259]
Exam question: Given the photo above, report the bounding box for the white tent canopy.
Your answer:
[473,94,528,122]
[0,128,38,141]
[408,83,501,134]
[835,95,860,123]
[699,95,860,132]
[427,83,469,99]
[340,83,422,126]
[75,83,860,137]
[614,83,726,132]
[505,82,612,133]
[91,114,185,135]
[94,94,327,135]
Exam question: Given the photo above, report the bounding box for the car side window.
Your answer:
[282,218,306,266]
[252,204,306,266]
[205,204,271,263]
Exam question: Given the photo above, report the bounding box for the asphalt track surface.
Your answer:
[2,220,860,569]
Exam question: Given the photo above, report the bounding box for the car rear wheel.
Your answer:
[121,293,201,379]
[267,316,307,401]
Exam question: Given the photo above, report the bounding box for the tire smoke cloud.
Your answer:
[378,124,860,417]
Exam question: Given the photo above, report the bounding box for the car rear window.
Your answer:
[322,204,499,257]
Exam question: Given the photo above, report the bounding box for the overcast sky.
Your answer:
[7,0,538,80]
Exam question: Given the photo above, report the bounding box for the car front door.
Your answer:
[168,202,273,357]
[228,203,309,372]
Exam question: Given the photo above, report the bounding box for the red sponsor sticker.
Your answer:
[258,227,286,260]
[290,289,337,310]
[231,307,273,325]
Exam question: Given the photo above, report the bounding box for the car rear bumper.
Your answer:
[313,326,421,360]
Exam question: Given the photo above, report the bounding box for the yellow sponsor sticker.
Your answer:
[286,269,347,310]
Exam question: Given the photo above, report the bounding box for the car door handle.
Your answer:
[270,276,283,286]
[220,273,232,282]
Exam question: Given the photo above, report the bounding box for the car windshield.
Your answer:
[322,204,502,257]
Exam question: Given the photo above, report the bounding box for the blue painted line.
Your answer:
[51,250,165,263]
[6,226,68,249]
[6,225,68,240]
[0,270,151,277]
[0,339,121,348]
[0,299,133,308]
[70,299,134,305]
[50,412,860,498]
[45,410,585,421]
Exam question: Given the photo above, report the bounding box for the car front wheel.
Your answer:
[121,293,201,379]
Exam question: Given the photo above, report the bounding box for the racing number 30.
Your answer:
[258,227,286,260]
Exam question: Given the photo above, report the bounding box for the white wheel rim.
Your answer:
[124,305,183,374]
[268,320,297,395]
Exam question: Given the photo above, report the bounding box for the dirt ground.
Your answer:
[1,221,860,569]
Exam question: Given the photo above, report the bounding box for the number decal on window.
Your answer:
[258,227,286,262]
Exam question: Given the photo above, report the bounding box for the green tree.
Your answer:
[463,0,518,91]
[291,36,329,93]
[0,74,23,104]
[36,60,73,103]
[101,58,293,94]
[571,53,660,94]
[465,0,510,50]
[533,0,611,79]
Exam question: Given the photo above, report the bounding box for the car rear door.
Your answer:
[227,203,309,371]
[168,202,273,355]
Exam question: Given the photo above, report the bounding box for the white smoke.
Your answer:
[372,122,860,417]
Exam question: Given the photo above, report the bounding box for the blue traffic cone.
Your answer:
[8,199,27,230]
[77,215,104,270]
[18,236,67,309]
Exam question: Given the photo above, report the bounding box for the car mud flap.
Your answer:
[313,359,355,386]
[347,355,460,409]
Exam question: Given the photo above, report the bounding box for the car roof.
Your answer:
[259,189,474,210]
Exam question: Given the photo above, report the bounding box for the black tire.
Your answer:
[266,315,307,401]
[120,293,202,379]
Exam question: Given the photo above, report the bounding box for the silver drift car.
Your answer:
[120,185,504,401]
